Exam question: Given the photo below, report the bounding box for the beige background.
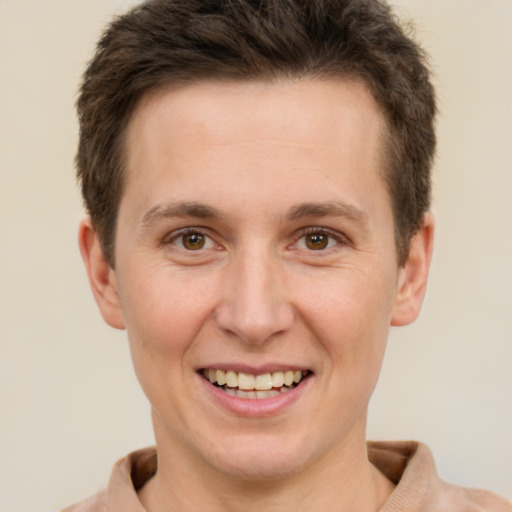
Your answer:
[1,0,511,510]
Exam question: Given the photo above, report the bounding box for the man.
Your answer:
[65,0,512,510]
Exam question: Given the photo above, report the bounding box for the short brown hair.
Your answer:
[76,0,436,266]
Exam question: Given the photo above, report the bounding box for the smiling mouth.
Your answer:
[201,369,310,399]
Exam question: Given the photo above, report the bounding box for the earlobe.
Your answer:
[78,217,126,330]
[391,213,435,326]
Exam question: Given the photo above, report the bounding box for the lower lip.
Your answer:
[199,374,312,418]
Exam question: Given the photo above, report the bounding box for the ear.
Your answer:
[78,217,125,330]
[391,213,434,326]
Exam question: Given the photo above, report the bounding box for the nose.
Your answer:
[214,248,294,345]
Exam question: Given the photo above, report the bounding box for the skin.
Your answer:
[79,79,433,511]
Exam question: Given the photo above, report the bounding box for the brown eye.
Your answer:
[168,229,216,252]
[305,233,329,250]
[295,230,340,252]
[182,232,206,250]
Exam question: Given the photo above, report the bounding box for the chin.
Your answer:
[201,433,313,481]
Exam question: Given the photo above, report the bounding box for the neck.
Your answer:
[139,414,394,512]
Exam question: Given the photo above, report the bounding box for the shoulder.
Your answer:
[60,447,156,512]
[60,489,109,512]
[431,482,512,512]
[368,440,512,512]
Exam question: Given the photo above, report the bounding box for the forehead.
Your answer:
[121,78,390,223]
[128,77,385,154]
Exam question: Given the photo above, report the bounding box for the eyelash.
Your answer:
[163,226,347,253]
[293,227,347,252]
[163,227,217,251]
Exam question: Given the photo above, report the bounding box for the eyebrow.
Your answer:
[141,201,224,227]
[141,199,367,228]
[287,201,368,225]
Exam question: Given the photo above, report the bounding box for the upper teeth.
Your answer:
[204,369,306,390]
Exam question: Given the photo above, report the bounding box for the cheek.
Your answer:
[120,269,223,428]
[119,267,219,380]
[298,270,395,375]
[122,264,214,336]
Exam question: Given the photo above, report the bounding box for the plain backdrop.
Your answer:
[1,1,511,510]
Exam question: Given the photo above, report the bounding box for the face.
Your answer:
[82,79,432,481]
